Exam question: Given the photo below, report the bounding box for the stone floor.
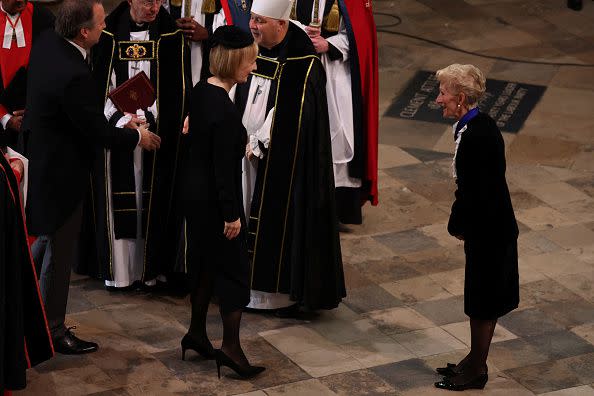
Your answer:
[17,0,594,395]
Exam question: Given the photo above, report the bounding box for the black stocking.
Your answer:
[187,268,214,349]
[220,308,250,367]
[451,319,495,384]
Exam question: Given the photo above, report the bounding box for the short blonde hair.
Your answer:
[436,64,486,107]
[209,42,259,80]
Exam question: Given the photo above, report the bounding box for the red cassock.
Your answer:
[0,150,53,393]
[0,2,33,119]
[343,0,379,205]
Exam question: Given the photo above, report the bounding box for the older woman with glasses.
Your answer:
[433,64,519,391]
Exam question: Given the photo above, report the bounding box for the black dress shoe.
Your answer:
[53,327,98,355]
[436,362,459,376]
[434,373,488,391]
[215,349,265,379]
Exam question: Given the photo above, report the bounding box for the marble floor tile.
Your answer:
[489,338,552,371]
[340,237,396,265]
[572,323,594,347]
[412,295,467,326]
[514,206,576,231]
[391,327,467,358]
[350,257,421,284]
[522,251,592,278]
[567,176,594,199]
[373,229,441,255]
[369,358,440,392]
[518,231,563,256]
[384,163,455,203]
[342,285,405,314]
[258,326,336,357]
[519,279,585,309]
[505,355,589,394]
[380,275,452,304]
[377,143,421,169]
[289,346,364,378]
[319,369,399,395]
[264,379,338,396]
[556,271,594,302]
[539,299,594,329]
[523,331,594,360]
[379,118,445,150]
[540,385,594,396]
[309,317,384,345]
[540,224,594,250]
[523,182,592,206]
[510,190,549,211]
[340,335,415,369]
[517,259,549,285]
[427,268,465,296]
[365,306,435,335]
[498,308,567,337]
[506,135,582,168]
[558,200,594,225]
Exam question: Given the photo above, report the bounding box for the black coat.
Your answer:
[448,112,518,243]
[180,81,249,311]
[447,112,519,319]
[0,4,54,149]
[23,30,139,236]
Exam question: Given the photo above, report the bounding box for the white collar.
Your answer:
[66,39,87,60]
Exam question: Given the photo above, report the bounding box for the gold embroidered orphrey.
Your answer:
[126,43,147,60]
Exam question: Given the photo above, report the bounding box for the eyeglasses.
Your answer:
[140,0,164,8]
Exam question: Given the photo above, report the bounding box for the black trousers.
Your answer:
[31,202,83,339]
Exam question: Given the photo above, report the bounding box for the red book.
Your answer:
[107,71,155,114]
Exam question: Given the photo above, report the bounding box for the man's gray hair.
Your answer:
[55,0,102,39]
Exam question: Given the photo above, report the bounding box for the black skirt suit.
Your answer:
[448,112,519,320]
[180,80,249,312]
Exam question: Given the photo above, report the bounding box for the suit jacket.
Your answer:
[23,30,139,235]
[447,112,519,243]
[0,3,54,148]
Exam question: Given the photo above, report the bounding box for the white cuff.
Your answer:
[1,113,12,129]
[249,134,264,159]
[115,114,132,128]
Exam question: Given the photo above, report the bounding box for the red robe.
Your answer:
[0,154,53,392]
[0,2,33,119]
[343,0,379,205]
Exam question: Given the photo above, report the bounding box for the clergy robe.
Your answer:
[219,0,252,32]
[83,2,190,287]
[236,22,345,310]
[292,0,379,224]
[0,2,53,150]
[0,153,53,393]
[167,0,226,85]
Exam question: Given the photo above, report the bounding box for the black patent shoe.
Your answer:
[434,373,488,391]
[436,362,459,376]
[53,327,98,355]
[181,333,215,361]
[215,349,265,379]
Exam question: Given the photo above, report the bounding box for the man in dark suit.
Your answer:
[23,0,161,355]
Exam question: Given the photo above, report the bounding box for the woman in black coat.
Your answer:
[179,26,264,379]
[433,64,519,391]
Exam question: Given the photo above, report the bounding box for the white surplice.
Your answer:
[103,30,158,288]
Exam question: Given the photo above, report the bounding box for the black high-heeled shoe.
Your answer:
[434,373,488,391]
[215,349,265,379]
[181,333,215,361]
